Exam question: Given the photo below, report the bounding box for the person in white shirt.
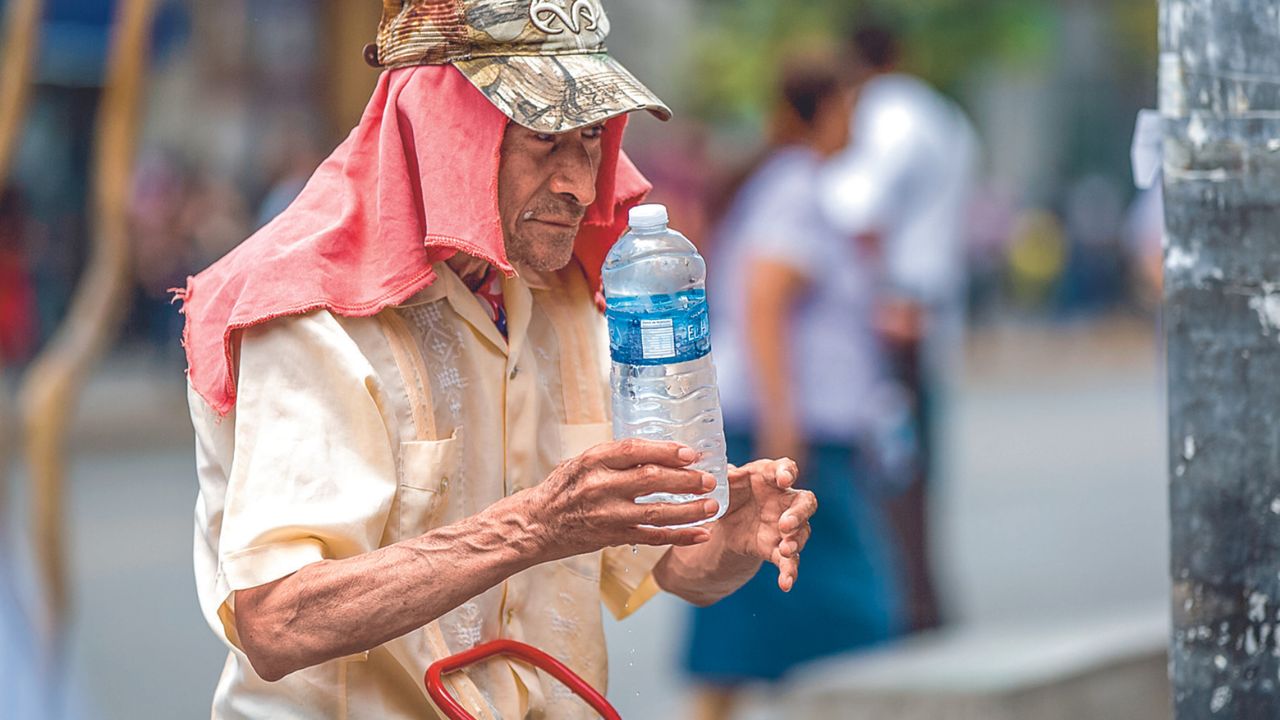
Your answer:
[820,22,980,632]
[683,55,904,720]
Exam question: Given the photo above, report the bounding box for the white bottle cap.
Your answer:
[629,204,669,229]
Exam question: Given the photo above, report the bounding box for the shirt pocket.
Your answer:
[397,430,461,541]
[558,421,614,463]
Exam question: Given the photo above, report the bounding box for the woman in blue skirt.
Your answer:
[683,55,905,720]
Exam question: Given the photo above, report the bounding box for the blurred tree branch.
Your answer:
[0,0,42,196]
[18,0,156,631]
[0,0,43,550]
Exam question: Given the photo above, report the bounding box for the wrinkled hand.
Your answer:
[527,439,719,562]
[713,458,816,592]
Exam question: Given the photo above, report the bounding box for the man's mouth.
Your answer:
[526,217,581,228]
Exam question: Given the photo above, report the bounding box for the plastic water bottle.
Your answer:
[602,204,729,526]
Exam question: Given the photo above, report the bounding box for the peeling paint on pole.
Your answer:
[1163,0,1280,716]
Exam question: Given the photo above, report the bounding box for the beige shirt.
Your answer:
[190,262,666,719]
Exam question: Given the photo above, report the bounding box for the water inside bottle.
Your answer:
[603,205,730,526]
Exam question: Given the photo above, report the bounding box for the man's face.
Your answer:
[498,122,605,273]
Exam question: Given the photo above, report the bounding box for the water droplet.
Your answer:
[631,544,639,555]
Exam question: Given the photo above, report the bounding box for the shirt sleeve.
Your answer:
[819,154,895,237]
[600,545,668,620]
[738,163,826,281]
[212,311,399,631]
[821,87,926,236]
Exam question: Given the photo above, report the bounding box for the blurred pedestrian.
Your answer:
[820,21,980,632]
[129,153,194,362]
[683,55,903,720]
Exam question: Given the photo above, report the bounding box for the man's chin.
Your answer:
[509,228,579,273]
[517,251,576,274]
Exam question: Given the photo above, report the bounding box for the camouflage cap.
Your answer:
[374,0,672,133]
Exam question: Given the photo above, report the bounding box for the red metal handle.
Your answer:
[424,639,621,720]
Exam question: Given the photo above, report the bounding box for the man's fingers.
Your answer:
[736,457,800,488]
[768,458,800,489]
[616,466,715,499]
[777,536,800,558]
[781,524,812,556]
[775,552,799,592]
[779,490,818,533]
[630,525,713,547]
[630,498,720,528]
[593,438,698,470]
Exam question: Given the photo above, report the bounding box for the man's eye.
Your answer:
[534,133,557,143]
[583,124,605,140]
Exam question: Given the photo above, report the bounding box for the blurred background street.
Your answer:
[1,0,1172,718]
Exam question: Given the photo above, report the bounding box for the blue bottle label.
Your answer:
[606,292,711,365]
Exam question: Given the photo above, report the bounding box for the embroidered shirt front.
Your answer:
[190,261,665,719]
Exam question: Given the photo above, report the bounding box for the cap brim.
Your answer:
[454,53,672,134]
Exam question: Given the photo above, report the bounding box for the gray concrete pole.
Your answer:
[1163,0,1280,716]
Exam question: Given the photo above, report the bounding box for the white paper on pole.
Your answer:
[1132,109,1163,189]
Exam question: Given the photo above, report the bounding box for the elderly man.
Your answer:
[178,2,816,718]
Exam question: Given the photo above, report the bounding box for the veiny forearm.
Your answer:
[653,534,762,607]
[235,493,544,681]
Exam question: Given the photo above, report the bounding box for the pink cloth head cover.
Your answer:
[176,65,650,415]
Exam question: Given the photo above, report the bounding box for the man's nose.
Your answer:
[548,141,598,208]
